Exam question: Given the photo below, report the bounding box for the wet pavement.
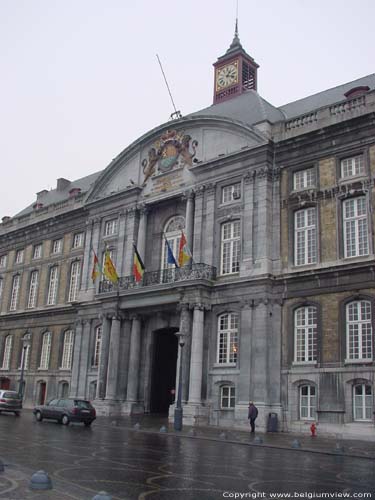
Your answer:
[0,410,373,499]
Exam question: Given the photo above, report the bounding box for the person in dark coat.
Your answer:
[248,401,258,433]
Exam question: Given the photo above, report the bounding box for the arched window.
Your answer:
[1,335,13,370]
[220,385,235,409]
[61,330,74,369]
[220,221,240,275]
[93,326,102,367]
[346,300,373,361]
[39,332,52,369]
[20,333,32,370]
[353,384,373,421]
[299,385,316,420]
[161,216,185,270]
[217,313,238,364]
[294,306,317,362]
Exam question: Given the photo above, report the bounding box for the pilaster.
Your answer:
[77,319,92,398]
[69,320,83,397]
[105,315,122,400]
[95,314,111,400]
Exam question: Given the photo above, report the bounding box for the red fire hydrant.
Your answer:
[310,422,317,437]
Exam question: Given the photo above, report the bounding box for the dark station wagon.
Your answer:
[33,398,96,426]
[0,390,22,416]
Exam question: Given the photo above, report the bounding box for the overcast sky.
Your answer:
[1,0,374,218]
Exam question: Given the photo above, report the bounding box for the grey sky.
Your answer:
[1,0,374,218]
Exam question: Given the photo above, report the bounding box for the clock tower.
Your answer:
[213,21,259,104]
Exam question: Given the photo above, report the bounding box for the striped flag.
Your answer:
[178,230,191,267]
[165,237,178,267]
[133,244,145,282]
[91,250,101,283]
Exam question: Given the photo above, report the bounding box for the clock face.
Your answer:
[216,62,239,90]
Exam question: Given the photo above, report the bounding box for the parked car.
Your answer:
[33,398,96,426]
[0,390,22,416]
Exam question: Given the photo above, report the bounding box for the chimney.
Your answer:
[36,190,48,200]
[1,216,11,223]
[57,178,71,191]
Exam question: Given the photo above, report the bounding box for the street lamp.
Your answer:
[174,331,185,431]
[18,337,31,400]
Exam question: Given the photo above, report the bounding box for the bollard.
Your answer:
[92,492,112,500]
[159,425,167,433]
[291,439,301,449]
[254,436,263,444]
[29,470,53,490]
[133,422,141,430]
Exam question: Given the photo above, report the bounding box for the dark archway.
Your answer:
[150,328,178,414]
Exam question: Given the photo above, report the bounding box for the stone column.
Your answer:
[241,171,255,275]
[137,205,148,263]
[70,320,83,397]
[188,304,205,404]
[185,190,195,259]
[174,304,190,399]
[254,167,273,274]
[105,315,121,400]
[126,315,142,402]
[237,301,253,404]
[250,300,269,403]
[77,319,92,398]
[202,183,216,266]
[123,208,137,276]
[96,314,111,399]
[192,186,205,262]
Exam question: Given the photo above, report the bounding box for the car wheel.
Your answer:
[35,411,43,422]
[14,411,20,417]
[84,421,92,427]
[61,414,70,426]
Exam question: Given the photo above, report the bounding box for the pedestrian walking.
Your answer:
[248,401,258,433]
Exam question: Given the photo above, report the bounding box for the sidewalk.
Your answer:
[101,414,375,460]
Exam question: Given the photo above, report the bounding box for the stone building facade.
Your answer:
[0,29,374,437]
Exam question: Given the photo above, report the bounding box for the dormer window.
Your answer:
[293,168,315,191]
[344,86,370,99]
[341,154,365,179]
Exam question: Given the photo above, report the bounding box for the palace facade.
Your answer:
[1,29,374,438]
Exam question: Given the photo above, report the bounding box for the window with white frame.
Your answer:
[346,300,373,361]
[47,267,59,305]
[72,232,84,249]
[221,221,240,275]
[353,384,373,421]
[222,183,241,204]
[160,216,185,282]
[27,270,39,309]
[295,207,317,266]
[15,249,24,264]
[39,332,52,369]
[217,313,238,364]
[19,333,31,370]
[294,306,317,363]
[1,335,13,370]
[0,255,7,268]
[220,385,236,409]
[9,275,20,311]
[343,197,369,258]
[93,325,102,367]
[104,219,118,236]
[61,330,74,369]
[293,168,315,191]
[51,239,62,255]
[33,244,42,259]
[300,385,316,420]
[68,261,81,302]
[341,154,365,179]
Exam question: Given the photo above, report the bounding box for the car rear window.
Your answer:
[74,400,92,409]
[3,392,19,399]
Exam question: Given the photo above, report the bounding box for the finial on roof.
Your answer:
[226,17,243,53]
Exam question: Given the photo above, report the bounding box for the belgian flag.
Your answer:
[133,244,145,282]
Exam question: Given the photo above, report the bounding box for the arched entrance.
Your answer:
[150,328,178,414]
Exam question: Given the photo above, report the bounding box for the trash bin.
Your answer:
[267,412,278,432]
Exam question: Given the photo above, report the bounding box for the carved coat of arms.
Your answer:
[142,130,198,186]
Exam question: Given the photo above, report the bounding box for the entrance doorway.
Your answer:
[150,328,178,414]
[0,378,10,390]
[38,381,46,405]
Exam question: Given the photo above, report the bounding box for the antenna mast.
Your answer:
[156,54,182,120]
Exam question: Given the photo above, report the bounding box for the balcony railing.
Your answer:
[99,263,217,293]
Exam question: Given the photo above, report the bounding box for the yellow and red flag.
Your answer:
[133,244,145,282]
[91,250,101,283]
[178,230,191,267]
[103,249,119,284]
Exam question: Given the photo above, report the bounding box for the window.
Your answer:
[221,386,235,409]
[295,208,317,266]
[341,154,365,179]
[93,326,102,367]
[61,330,74,370]
[217,313,238,364]
[161,216,185,277]
[222,183,241,204]
[294,306,317,363]
[300,385,316,420]
[293,168,315,191]
[68,261,81,302]
[20,333,31,371]
[39,332,52,369]
[1,335,13,370]
[33,244,42,259]
[51,239,62,255]
[10,275,20,311]
[221,221,240,275]
[47,267,59,305]
[353,384,373,421]
[343,197,369,258]
[346,300,373,362]
[27,270,39,309]
[72,233,84,249]
[0,255,7,268]
[15,249,24,264]
[104,219,118,236]
[0,278,3,305]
